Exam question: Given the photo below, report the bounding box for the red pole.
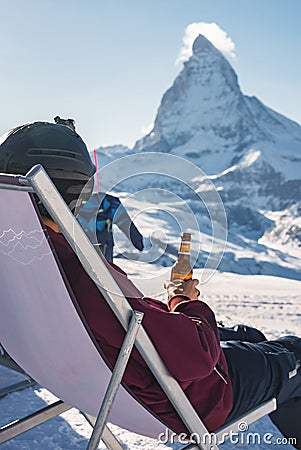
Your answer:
[93,149,100,193]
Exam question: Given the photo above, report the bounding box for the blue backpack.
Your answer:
[78,193,120,240]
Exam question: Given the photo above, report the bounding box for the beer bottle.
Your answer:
[170,232,193,282]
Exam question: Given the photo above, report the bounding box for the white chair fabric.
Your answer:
[0,176,166,438]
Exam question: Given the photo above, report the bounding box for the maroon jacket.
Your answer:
[48,227,233,433]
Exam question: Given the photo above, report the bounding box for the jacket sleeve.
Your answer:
[113,199,144,251]
[51,227,221,385]
[134,297,222,383]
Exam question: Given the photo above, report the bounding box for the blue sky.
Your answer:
[1,0,300,151]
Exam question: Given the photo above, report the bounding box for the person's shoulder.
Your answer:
[46,226,74,258]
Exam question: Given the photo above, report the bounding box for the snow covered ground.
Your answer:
[1,270,300,450]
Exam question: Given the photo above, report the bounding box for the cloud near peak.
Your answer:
[177,22,236,64]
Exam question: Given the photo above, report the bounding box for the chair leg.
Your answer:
[82,413,124,450]
[0,378,36,398]
[102,426,124,450]
[0,400,71,444]
[86,311,143,450]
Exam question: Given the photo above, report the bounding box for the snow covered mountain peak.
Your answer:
[133,34,301,186]
[190,34,239,93]
[97,34,301,279]
[192,33,216,55]
[134,34,271,161]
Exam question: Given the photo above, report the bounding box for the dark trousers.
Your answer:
[219,325,301,449]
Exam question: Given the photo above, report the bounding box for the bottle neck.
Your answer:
[178,241,191,255]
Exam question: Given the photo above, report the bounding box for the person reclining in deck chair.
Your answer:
[0,121,300,449]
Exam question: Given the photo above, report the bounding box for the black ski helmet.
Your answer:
[0,121,96,212]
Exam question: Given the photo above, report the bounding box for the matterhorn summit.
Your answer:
[135,34,271,168]
[134,34,301,206]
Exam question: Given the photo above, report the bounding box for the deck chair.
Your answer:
[0,166,277,450]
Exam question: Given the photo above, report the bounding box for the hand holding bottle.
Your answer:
[165,279,200,312]
[165,278,200,301]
